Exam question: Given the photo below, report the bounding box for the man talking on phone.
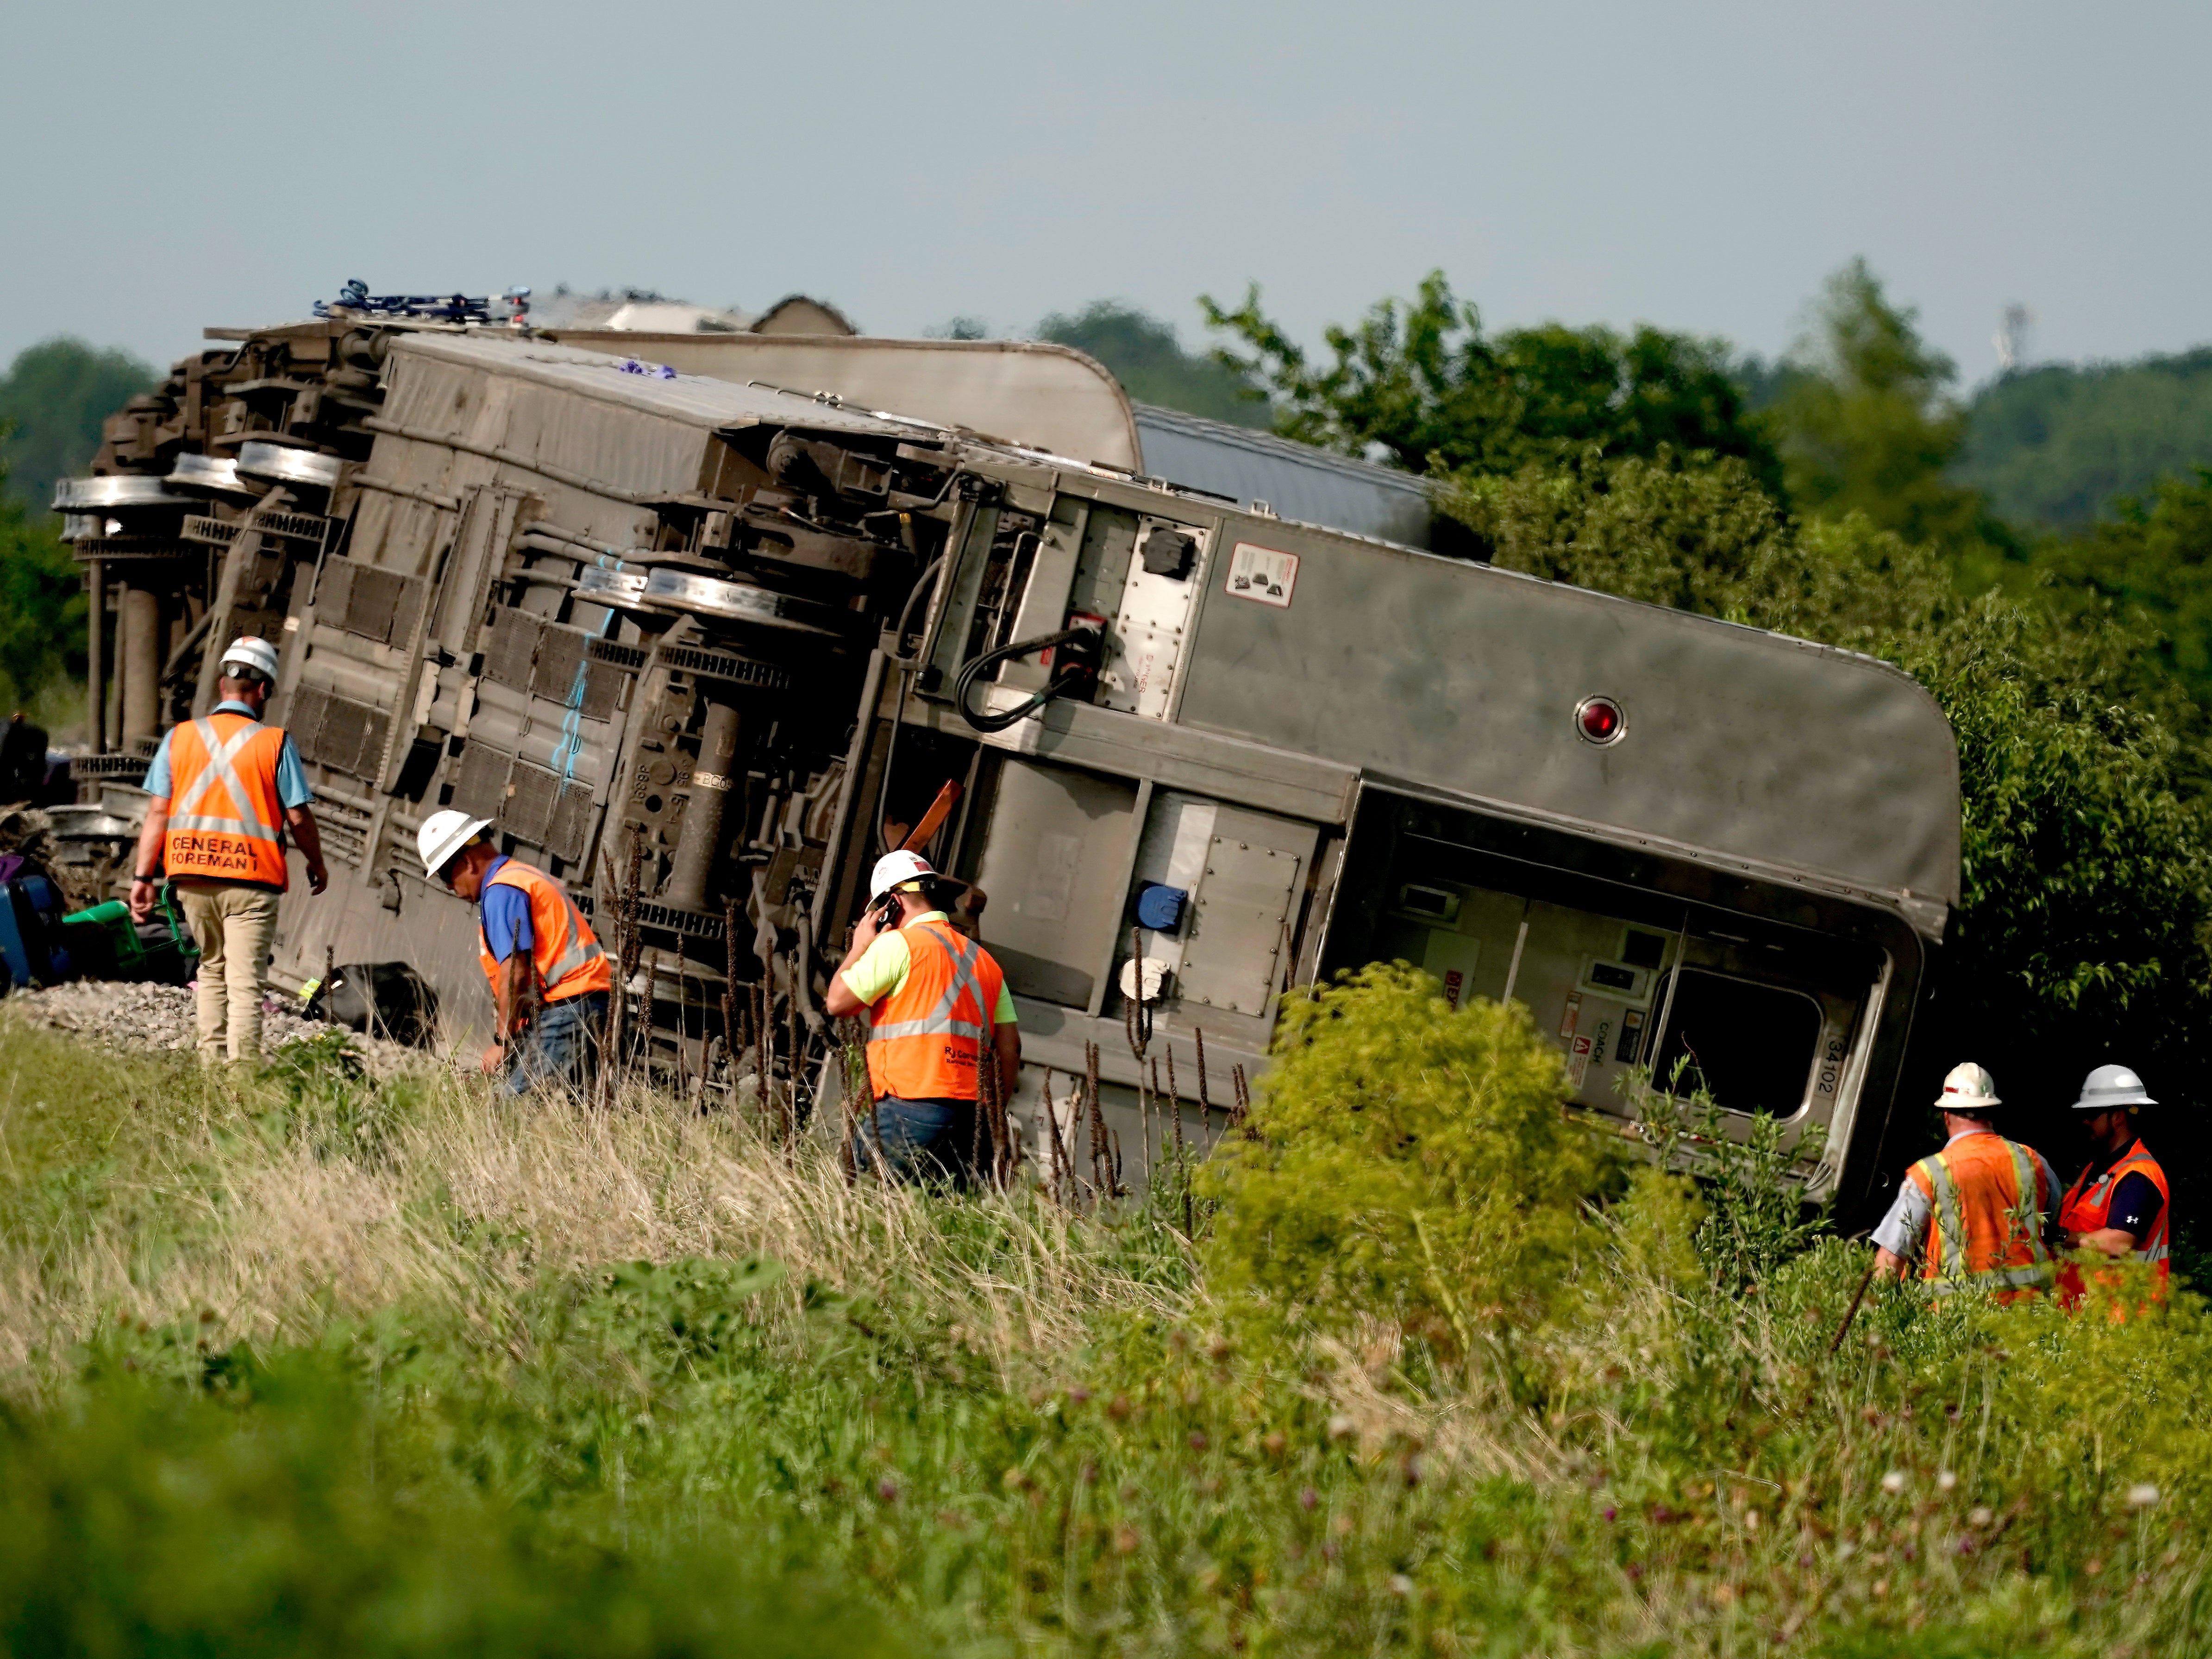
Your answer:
[823,851,1020,1185]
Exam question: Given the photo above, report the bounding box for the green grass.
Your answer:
[3,1009,2211,1657]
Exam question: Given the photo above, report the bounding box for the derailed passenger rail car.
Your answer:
[61,319,1958,1216]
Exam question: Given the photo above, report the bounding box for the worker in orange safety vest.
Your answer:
[128,636,328,1063]
[823,850,1020,1185]
[1869,1062,2062,1303]
[2056,1064,2171,1311]
[417,808,612,1093]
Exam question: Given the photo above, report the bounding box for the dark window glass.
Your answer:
[1622,930,1668,969]
[1587,961,1637,991]
[1649,967,1823,1118]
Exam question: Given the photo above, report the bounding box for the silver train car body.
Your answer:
[56,317,1959,1215]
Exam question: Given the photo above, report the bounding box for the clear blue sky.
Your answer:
[6,0,2207,386]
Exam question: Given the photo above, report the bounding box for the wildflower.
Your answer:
[1067,1386,1091,1404]
[1114,1525,1140,1555]
[1188,1431,1209,1452]
[1389,1574,1414,1597]
[1936,1469,1957,1492]
[1327,1413,1356,1441]
[1603,1507,1617,1523]
[1968,1507,1995,1528]
[2126,1483,2161,1510]
[1262,1431,1288,1457]
[1298,1486,1318,1512]
[876,1478,898,1504]
[1880,1470,1907,1495]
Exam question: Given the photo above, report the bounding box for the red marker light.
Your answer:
[1575,695,1626,745]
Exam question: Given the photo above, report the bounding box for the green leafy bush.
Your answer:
[1196,965,1609,1361]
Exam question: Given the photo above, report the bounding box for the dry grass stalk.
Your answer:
[0,1028,1186,1398]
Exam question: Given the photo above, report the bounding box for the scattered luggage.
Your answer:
[0,874,73,993]
[60,892,198,986]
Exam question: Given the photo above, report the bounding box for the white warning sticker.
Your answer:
[1567,1035,1593,1089]
[1225,542,1299,608]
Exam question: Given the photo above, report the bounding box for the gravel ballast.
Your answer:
[3,980,434,1074]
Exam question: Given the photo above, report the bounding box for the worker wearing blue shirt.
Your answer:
[128,637,328,1062]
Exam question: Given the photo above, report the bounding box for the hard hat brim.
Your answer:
[866,850,937,903]
[2071,1089,2156,1111]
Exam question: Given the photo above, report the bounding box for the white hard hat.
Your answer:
[1936,1061,2001,1113]
[418,809,493,879]
[868,849,936,903]
[2071,1064,2156,1112]
[219,635,280,682]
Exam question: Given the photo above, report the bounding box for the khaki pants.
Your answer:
[175,880,282,1064]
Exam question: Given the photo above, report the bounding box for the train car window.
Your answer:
[1648,967,1823,1119]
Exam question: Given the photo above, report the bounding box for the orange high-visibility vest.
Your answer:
[2057,1138,2170,1310]
[863,917,1006,1102]
[1904,1131,2056,1303]
[163,713,292,889]
[476,860,613,1004]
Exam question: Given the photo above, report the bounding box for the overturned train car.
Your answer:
[58,318,1959,1216]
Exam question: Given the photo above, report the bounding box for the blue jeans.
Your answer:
[508,991,608,1096]
[853,1095,981,1186]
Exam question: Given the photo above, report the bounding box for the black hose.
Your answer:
[893,556,944,659]
[952,623,1102,734]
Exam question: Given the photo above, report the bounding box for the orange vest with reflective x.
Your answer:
[2057,1138,2170,1311]
[1905,1131,2056,1303]
[864,917,1006,1102]
[476,860,613,1005]
[163,713,291,889]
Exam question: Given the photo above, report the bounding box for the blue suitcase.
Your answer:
[0,875,72,993]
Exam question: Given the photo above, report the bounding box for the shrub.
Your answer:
[1196,965,1610,1363]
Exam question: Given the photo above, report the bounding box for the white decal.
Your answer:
[1225,542,1298,608]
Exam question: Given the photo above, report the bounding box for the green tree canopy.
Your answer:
[1957,348,2212,532]
[1202,270,1783,494]
[2034,470,2212,708]
[1769,260,1990,553]
[0,338,156,514]
[1035,301,1269,428]
[0,447,83,714]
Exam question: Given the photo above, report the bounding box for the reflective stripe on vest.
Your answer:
[163,715,290,888]
[476,862,611,1003]
[2058,1139,2171,1308]
[868,927,994,1042]
[863,919,1005,1102]
[1912,1135,2054,1298]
